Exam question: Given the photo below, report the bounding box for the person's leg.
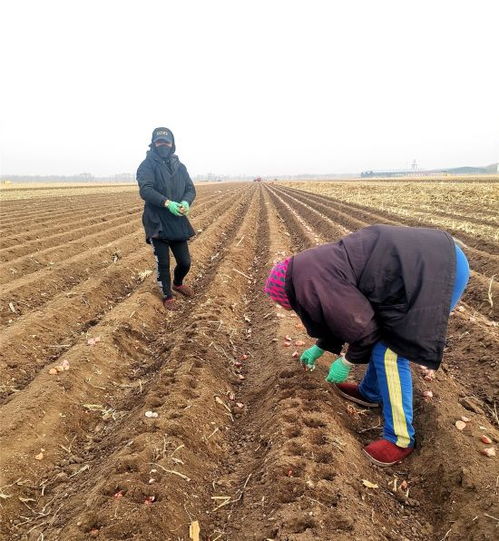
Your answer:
[334,355,380,407]
[151,238,173,298]
[371,342,415,448]
[450,243,470,311]
[358,358,382,404]
[170,240,192,291]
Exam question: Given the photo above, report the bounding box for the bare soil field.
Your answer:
[0,181,497,541]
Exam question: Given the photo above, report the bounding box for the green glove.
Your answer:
[325,357,352,383]
[167,201,182,216]
[180,200,190,215]
[299,345,324,371]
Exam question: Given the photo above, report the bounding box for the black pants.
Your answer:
[151,238,191,298]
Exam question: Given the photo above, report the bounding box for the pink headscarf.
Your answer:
[264,258,291,309]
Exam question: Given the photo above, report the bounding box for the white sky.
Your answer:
[1,0,498,177]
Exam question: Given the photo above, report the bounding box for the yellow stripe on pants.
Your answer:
[384,348,411,448]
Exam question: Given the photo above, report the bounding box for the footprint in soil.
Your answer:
[303,416,326,429]
[313,464,337,481]
[279,459,306,478]
[301,401,321,413]
[309,431,328,446]
[284,399,301,408]
[279,368,299,379]
[185,376,198,389]
[278,388,295,399]
[284,426,302,438]
[163,376,177,386]
[278,380,302,392]
[275,477,306,503]
[181,388,200,399]
[314,450,333,464]
[114,454,142,473]
[286,441,304,456]
[147,396,163,408]
[78,514,106,537]
[285,515,318,534]
[282,412,299,424]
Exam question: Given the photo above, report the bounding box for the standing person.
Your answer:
[264,225,470,466]
[137,127,196,311]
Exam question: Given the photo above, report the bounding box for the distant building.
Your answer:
[361,165,494,178]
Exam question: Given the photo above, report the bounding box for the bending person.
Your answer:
[264,224,469,466]
[137,127,196,311]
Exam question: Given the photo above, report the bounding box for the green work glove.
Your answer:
[325,357,352,383]
[167,200,182,216]
[299,345,324,371]
[180,200,190,215]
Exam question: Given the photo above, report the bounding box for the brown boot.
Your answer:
[334,383,379,408]
[172,284,194,297]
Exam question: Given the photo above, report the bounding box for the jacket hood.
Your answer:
[146,149,181,173]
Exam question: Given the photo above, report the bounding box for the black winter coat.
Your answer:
[136,146,196,242]
[285,225,456,369]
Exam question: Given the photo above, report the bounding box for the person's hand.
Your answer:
[167,201,182,216]
[179,200,190,215]
[299,345,324,371]
[325,357,352,383]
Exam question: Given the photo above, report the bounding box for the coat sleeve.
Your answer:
[344,317,380,364]
[298,313,344,354]
[180,165,196,205]
[316,336,344,355]
[137,160,168,208]
[318,283,380,364]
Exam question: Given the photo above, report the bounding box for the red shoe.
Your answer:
[363,439,413,467]
[172,284,194,297]
[334,383,379,408]
[163,297,178,311]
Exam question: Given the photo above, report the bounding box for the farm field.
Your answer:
[0,181,498,541]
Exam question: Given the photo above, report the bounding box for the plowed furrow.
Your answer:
[265,188,322,250]
[0,197,123,226]
[0,186,259,540]
[269,185,348,242]
[0,183,220,213]
[230,183,498,541]
[276,185,499,272]
[0,229,146,324]
[0,217,142,284]
[0,199,140,236]
[273,185,499,321]
[2,182,496,541]
[281,185,499,255]
[2,186,239,239]
[207,185,432,540]
[0,207,142,263]
[282,186,498,415]
[407,208,498,229]
[0,187,232,280]
[0,189,251,403]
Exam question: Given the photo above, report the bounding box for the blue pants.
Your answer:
[358,243,470,448]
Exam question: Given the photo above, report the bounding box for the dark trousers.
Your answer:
[151,238,191,298]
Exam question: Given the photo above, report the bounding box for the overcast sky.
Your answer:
[1,0,497,177]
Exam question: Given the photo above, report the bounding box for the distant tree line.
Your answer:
[0,173,135,183]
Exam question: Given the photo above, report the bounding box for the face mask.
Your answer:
[156,145,172,159]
